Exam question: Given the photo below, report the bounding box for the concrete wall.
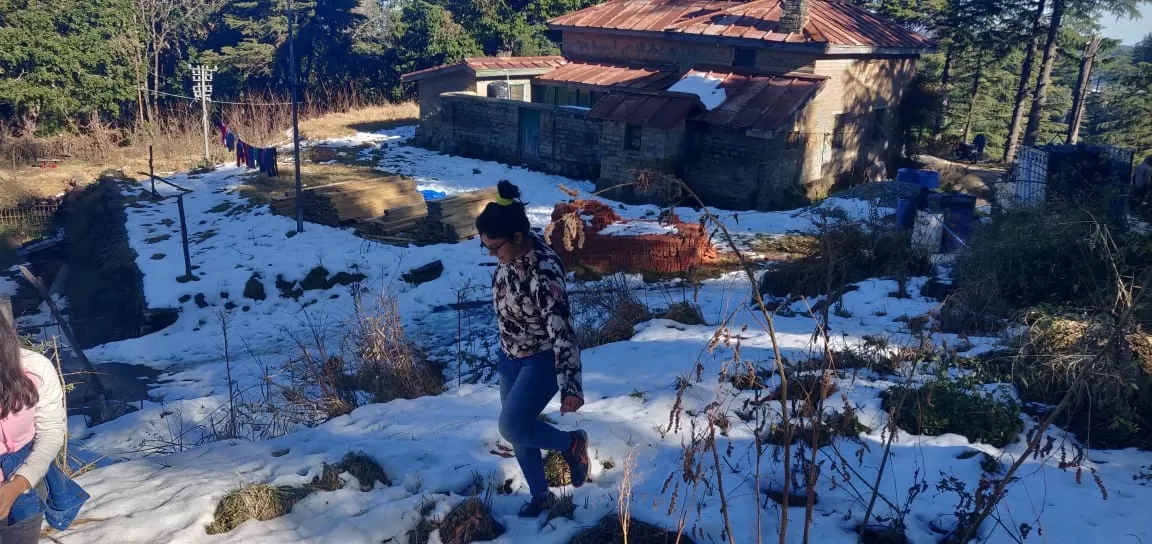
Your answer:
[796,56,919,196]
[561,31,819,74]
[438,94,601,179]
[681,124,805,211]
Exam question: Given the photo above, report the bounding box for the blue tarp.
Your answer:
[420,190,447,201]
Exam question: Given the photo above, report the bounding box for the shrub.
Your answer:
[571,276,651,348]
[352,294,444,403]
[243,273,267,301]
[653,301,706,325]
[758,212,931,299]
[881,376,1022,448]
[1009,312,1152,449]
[301,266,330,291]
[942,205,1152,334]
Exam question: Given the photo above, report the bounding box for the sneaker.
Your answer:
[562,430,590,488]
[517,492,557,518]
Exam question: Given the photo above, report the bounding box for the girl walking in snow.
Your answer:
[476,180,590,517]
[0,312,88,542]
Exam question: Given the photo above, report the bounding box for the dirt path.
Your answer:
[915,154,1006,201]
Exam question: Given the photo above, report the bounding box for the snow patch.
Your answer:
[668,73,727,110]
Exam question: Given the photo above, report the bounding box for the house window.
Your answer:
[531,84,547,104]
[625,124,642,151]
[872,108,887,142]
[733,47,757,68]
[509,84,527,101]
[831,113,848,149]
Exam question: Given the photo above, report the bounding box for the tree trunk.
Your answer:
[963,49,986,143]
[1066,34,1102,145]
[152,41,162,125]
[934,43,956,140]
[19,105,39,138]
[1022,0,1066,147]
[1004,0,1046,163]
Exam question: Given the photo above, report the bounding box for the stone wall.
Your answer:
[415,71,477,146]
[681,124,806,211]
[561,31,819,74]
[438,94,601,179]
[597,121,686,204]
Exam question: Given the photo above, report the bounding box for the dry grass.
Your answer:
[543,450,572,487]
[352,293,445,404]
[437,498,504,544]
[570,515,695,544]
[205,483,311,535]
[299,102,419,140]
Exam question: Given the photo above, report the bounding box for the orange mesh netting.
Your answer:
[547,200,715,275]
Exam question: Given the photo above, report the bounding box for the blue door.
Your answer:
[519,109,541,163]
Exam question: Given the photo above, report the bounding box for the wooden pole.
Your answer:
[177,194,192,278]
[289,0,304,234]
[149,145,156,197]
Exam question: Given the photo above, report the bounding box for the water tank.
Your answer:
[487,81,511,100]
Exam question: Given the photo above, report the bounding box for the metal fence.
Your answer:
[0,203,59,239]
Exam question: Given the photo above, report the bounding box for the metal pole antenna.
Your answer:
[192,64,217,164]
[290,0,304,233]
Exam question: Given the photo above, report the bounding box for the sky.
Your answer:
[1099,6,1149,45]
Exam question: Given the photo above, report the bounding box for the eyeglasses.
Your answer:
[481,239,508,254]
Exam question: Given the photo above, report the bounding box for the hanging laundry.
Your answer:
[225,132,236,152]
[219,124,228,146]
[261,148,278,177]
[253,146,263,172]
[236,141,246,168]
[246,144,256,169]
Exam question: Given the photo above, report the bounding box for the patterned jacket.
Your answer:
[492,235,583,400]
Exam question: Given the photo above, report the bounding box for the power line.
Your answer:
[140,88,293,106]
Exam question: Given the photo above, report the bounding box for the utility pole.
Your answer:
[191,64,218,165]
[289,0,304,233]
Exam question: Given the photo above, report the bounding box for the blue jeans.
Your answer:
[498,349,572,500]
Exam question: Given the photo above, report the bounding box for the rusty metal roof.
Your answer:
[588,68,825,133]
[548,0,934,50]
[535,62,679,90]
[401,56,568,82]
[683,68,826,134]
[588,90,703,130]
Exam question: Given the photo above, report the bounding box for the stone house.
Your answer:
[401,0,934,211]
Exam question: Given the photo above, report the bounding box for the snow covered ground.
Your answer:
[43,127,1152,543]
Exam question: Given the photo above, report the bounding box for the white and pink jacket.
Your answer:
[0,350,66,488]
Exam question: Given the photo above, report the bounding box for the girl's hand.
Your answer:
[560,396,584,415]
[0,476,30,520]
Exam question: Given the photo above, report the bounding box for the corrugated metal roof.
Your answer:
[588,68,825,133]
[401,56,568,82]
[548,0,934,50]
[588,90,702,130]
[683,68,826,133]
[535,62,679,90]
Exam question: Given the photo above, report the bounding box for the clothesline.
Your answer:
[220,124,279,177]
[140,88,294,106]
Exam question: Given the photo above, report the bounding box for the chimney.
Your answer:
[779,0,810,35]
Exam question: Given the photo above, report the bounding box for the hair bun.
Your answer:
[496,180,521,201]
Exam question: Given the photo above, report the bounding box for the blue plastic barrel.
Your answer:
[895,198,916,231]
[897,168,919,185]
[940,194,977,253]
[917,170,941,190]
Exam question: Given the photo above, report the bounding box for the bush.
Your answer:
[570,276,651,348]
[352,294,444,403]
[942,206,1152,334]
[653,301,706,325]
[1010,312,1152,449]
[758,212,931,299]
[882,376,1022,448]
[243,273,267,301]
